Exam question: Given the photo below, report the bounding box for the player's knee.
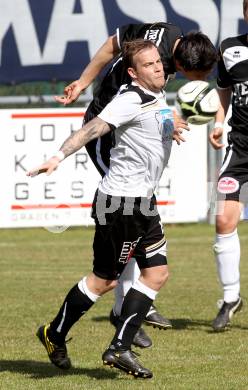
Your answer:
[216,215,237,233]
[88,276,117,295]
[152,273,168,290]
[160,266,169,285]
[140,265,168,290]
[156,263,169,284]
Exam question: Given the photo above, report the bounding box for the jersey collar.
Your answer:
[131,81,164,98]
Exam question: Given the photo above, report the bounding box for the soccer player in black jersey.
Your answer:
[28,40,189,378]
[209,1,248,331]
[55,22,217,344]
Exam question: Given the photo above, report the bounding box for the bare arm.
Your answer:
[60,117,111,157]
[209,87,232,149]
[54,35,120,105]
[27,117,111,176]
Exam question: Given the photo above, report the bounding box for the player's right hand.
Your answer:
[26,156,60,177]
[54,80,84,105]
[209,127,225,149]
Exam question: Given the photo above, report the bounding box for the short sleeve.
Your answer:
[217,46,232,89]
[98,90,141,128]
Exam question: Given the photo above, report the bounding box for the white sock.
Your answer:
[132,279,158,300]
[78,277,100,302]
[213,229,240,303]
[113,258,140,316]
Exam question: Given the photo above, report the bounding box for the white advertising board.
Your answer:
[0,108,208,228]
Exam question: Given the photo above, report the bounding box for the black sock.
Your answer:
[48,284,94,344]
[110,287,153,350]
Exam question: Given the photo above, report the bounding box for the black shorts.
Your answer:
[217,132,248,203]
[91,190,167,280]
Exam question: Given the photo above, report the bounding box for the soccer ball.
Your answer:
[176,80,220,125]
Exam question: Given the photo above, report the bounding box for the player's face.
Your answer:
[128,46,165,93]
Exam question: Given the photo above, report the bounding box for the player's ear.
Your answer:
[127,67,138,80]
[174,60,183,72]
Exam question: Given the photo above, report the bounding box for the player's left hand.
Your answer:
[209,127,225,149]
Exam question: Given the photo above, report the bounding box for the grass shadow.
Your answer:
[92,315,109,323]
[93,315,215,331]
[170,318,211,330]
[0,360,118,380]
[170,318,248,332]
[92,315,248,333]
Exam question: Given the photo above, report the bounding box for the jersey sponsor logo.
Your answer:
[233,50,240,58]
[218,177,239,194]
[119,237,142,264]
[157,108,174,145]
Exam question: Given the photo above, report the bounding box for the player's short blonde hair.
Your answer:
[122,39,158,69]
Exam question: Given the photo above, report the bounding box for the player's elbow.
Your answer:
[108,34,120,57]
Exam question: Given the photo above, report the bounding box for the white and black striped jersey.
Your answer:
[85,22,182,175]
[217,34,248,134]
[97,82,173,197]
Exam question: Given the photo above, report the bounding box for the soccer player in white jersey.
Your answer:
[28,40,189,378]
[54,23,217,346]
[209,0,248,331]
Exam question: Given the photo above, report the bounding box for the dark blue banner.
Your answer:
[1,0,247,84]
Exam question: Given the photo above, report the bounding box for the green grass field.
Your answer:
[1,222,248,390]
